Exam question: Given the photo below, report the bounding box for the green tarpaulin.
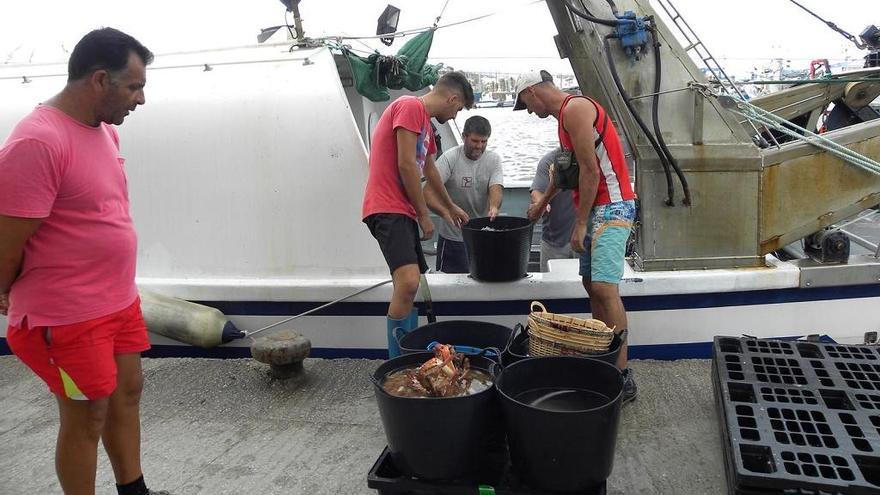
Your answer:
[340,30,442,102]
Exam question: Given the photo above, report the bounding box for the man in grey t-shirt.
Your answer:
[425,116,504,273]
[530,148,577,271]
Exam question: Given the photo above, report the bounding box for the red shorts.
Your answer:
[7,297,150,400]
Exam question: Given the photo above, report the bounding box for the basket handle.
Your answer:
[530,301,547,313]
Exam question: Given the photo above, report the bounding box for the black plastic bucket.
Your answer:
[398,320,514,357]
[496,357,623,492]
[461,216,534,282]
[501,324,623,368]
[372,352,503,481]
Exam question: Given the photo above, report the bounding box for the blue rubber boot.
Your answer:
[386,316,408,359]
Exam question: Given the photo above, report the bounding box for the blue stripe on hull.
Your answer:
[0,338,385,360]
[4,283,866,362]
[193,283,880,317]
[140,345,388,360]
[628,341,712,360]
[0,337,734,361]
[141,343,715,360]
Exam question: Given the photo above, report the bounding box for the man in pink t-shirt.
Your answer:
[0,28,168,495]
[362,71,474,357]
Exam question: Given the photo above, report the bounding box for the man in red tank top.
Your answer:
[517,70,638,404]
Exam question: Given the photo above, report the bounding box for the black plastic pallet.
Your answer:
[367,446,607,495]
[715,338,880,392]
[712,337,880,495]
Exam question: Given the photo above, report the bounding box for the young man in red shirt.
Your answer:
[362,71,474,357]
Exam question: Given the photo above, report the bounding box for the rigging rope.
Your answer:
[717,95,880,177]
[434,0,452,28]
[742,77,880,85]
[316,0,543,42]
[787,0,867,50]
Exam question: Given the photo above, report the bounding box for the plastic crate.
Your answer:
[367,446,607,495]
[713,337,880,495]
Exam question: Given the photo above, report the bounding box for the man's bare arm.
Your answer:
[424,155,469,226]
[422,177,447,216]
[565,99,601,223]
[488,184,503,220]
[0,215,42,313]
[564,99,601,252]
[396,129,429,217]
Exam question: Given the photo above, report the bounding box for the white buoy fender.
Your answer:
[139,289,244,348]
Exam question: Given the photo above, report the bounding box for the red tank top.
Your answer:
[558,95,635,206]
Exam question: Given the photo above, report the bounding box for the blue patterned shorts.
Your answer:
[579,199,636,283]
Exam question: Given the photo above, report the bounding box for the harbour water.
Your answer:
[453,106,559,186]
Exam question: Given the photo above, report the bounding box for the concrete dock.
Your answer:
[0,356,726,494]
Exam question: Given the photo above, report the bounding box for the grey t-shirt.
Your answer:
[435,144,504,242]
[531,149,576,248]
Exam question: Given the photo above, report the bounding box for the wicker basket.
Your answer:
[527,301,614,357]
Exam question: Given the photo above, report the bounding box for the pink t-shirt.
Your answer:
[0,105,138,327]
[362,96,437,220]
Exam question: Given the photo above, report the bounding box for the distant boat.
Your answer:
[474,98,500,108]
[474,97,514,108]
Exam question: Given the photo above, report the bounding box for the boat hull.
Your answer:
[3,274,876,360]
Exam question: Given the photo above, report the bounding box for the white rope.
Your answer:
[434,0,453,27]
[244,279,393,339]
[717,95,880,176]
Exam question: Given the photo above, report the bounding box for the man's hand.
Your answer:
[0,293,8,316]
[527,198,548,222]
[488,205,499,221]
[417,213,435,241]
[571,221,587,253]
[448,205,469,228]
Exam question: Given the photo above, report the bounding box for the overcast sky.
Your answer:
[0,0,874,77]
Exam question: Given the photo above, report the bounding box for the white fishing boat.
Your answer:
[474,97,501,108]
[1,0,879,360]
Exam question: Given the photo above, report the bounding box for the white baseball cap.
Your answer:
[513,69,554,111]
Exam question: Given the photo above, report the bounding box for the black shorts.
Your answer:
[364,213,429,274]
[436,236,469,274]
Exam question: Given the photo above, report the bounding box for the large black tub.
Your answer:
[461,216,534,282]
[398,320,514,356]
[502,324,623,368]
[372,352,503,481]
[496,357,623,492]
